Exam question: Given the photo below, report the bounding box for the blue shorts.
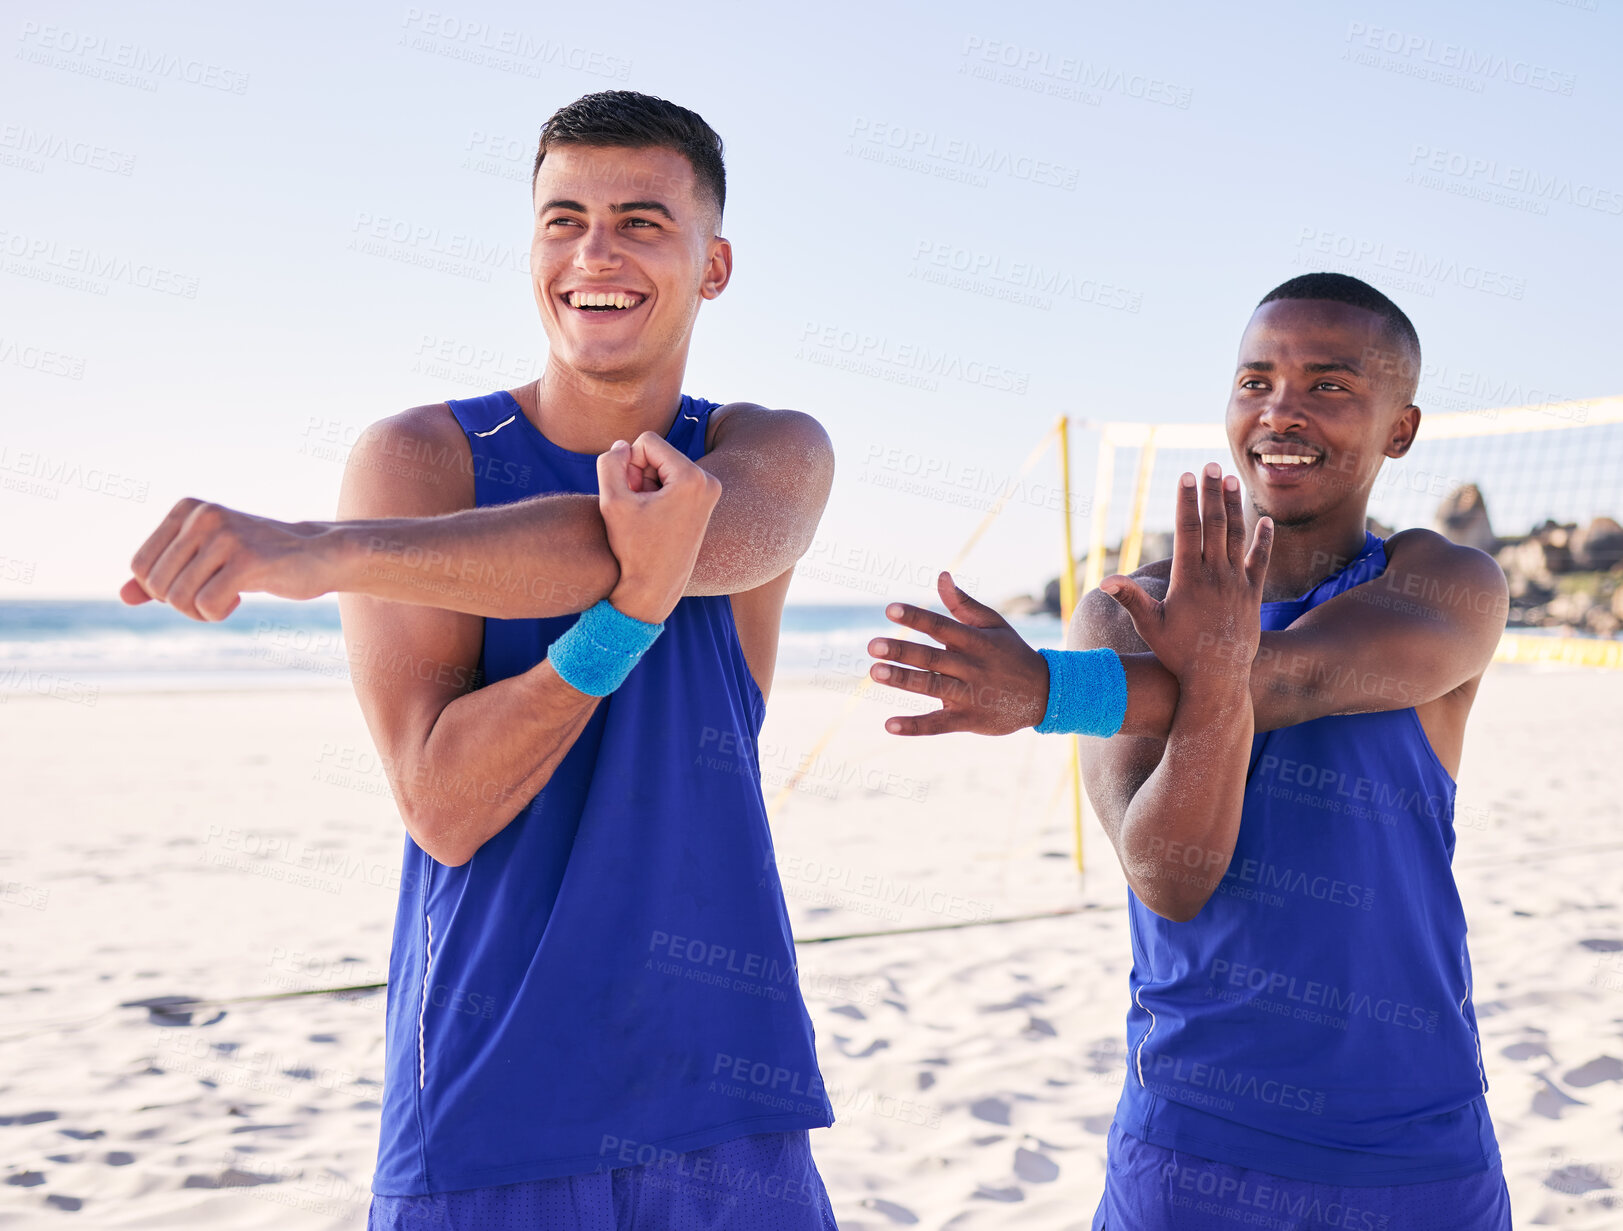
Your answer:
[367,1130,838,1230]
[1092,1121,1512,1230]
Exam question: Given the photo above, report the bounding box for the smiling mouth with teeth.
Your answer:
[564,290,647,311]
[1256,452,1319,466]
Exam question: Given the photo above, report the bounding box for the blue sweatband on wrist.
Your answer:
[1035,647,1128,737]
[546,599,665,697]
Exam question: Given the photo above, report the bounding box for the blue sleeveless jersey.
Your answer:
[1114,532,1499,1185]
[371,390,833,1197]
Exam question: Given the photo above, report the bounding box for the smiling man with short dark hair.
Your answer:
[123,90,841,1230]
[868,273,1513,1229]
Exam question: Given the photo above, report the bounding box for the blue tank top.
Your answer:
[371,390,833,1197]
[1114,531,1499,1185]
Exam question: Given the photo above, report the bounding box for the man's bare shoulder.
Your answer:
[1382,527,1509,644]
[1071,558,1171,653]
[706,402,832,462]
[361,402,466,454]
[1386,527,1506,586]
[339,402,472,518]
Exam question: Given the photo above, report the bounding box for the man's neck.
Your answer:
[515,358,688,455]
[1253,509,1373,603]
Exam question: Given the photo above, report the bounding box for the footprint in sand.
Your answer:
[105,1152,134,1166]
[1022,1134,1070,1152]
[981,991,1046,1012]
[45,1195,83,1211]
[828,1004,866,1020]
[1543,1164,1613,1195]
[973,1184,1023,1202]
[6,1172,46,1187]
[1501,1041,1551,1061]
[1013,1147,1059,1183]
[834,1036,889,1059]
[1082,1114,1114,1135]
[1530,1075,1586,1119]
[0,1111,58,1126]
[970,1096,1010,1125]
[860,1196,921,1224]
[1563,1056,1623,1087]
[1578,938,1623,952]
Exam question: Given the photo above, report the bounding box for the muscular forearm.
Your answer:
[1116,685,1254,921]
[323,494,620,619]
[1114,622,1436,742]
[398,662,600,866]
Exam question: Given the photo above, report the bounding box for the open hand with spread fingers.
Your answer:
[866,571,1049,736]
[1100,462,1272,690]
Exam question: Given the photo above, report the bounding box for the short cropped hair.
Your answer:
[531,91,726,222]
[1258,272,1421,401]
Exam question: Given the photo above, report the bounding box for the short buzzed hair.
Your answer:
[1258,272,1421,403]
[531,91,726,223]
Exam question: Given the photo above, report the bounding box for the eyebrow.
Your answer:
[1237,359,1363,375]
[538,198,676,221]
[611,200,675,220]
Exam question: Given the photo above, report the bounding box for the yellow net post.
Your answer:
[1118,426,1160,576]
[1081,429,1115,595]
[1057,416,1079,621]
[1056,417,1084,873]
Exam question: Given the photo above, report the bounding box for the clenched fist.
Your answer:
[595,432,722,624]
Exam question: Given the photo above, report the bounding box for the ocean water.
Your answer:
[0,599,1065,698]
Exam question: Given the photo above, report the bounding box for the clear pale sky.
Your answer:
[2,0,1618,604]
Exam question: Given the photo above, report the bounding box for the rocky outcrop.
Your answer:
[1434,484,1497,554]
[1479,516,1622,636]
[1571,517,1623,572]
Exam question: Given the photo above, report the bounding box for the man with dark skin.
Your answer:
[867,274,1513,1227]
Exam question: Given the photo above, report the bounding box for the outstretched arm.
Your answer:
[866,525,1505,745]
[121,401,833,622]
[870,467,1272,921]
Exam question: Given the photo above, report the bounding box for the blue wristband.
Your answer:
[546,600,665,697]
[1035,647,1128,737]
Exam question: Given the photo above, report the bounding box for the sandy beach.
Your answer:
[1,664,1619,1228]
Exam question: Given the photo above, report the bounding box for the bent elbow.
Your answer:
[1152,897,1208,924]
[1131,879,1215,923]
[425,841,473,869]
[396,795,473,868]
[411,823,472,868]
